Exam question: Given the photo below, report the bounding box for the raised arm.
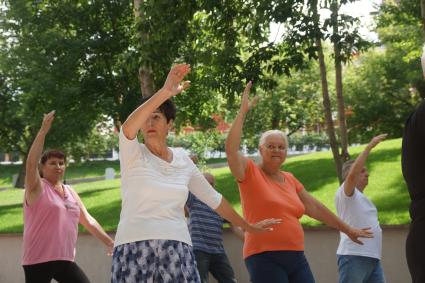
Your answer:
[25,111,55,205]
[344,134,387,196]
[298,189,373,245]
[225,81,258,181]
[122,64,191,140]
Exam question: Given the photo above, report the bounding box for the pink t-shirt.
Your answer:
[22,179,80,265]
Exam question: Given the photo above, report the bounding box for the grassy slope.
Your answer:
[0,138,409,233]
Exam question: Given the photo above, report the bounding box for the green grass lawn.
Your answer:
[0,158,227,188]
[0,138,409,233]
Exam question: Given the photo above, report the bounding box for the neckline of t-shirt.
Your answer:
[42,178,69,200]
[258,167,287,188]
[143,144,176,165]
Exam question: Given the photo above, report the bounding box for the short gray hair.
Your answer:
[342,160,355,181]
[259,130,288,148]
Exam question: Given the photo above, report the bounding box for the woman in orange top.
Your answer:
[225,81,373,283]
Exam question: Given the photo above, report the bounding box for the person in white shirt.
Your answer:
[335,134,387,283]
[111,63,281,283]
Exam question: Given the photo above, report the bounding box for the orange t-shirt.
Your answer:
[239,159,306,259]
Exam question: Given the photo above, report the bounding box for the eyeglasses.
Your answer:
[264,144,287,152]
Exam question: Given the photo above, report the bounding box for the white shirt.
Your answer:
[114,129,222,247]
[335,183,382,259]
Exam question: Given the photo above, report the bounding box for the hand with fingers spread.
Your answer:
[246,218,282,233]
[345,227,374,245]
[240,81,259,114]
[162,63,191,97]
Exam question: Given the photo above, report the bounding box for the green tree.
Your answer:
[0,0,135,187]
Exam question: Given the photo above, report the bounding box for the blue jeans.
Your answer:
[337,255,386,283]
[194,250,236,283]
[245,251,315,283]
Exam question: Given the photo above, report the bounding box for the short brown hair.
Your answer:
[40,149,66,165]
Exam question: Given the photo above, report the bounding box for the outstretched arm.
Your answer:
[299,189,373,245]
[70,188,114,255]
[122,64,191,140]
[344,134,387,196]
[25,111,55,205]
[214,197,281,233]
[225,81,258,181]
[230,223,245,241]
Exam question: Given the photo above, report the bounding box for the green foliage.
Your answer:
[344,49,420,142]
[289,132,329,151]
[241,60,325,151]
[375,0,425,98]
[341,0,424,143]
[0,0,137,164]
[169,130,226,163]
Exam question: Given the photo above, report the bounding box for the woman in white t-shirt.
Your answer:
[335,134,387,283]
[111,64,281,283]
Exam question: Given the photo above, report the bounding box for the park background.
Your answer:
[0,0,423,282]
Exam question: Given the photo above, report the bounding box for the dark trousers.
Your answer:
[194,250,237,283]
[23,260,90,283]
[406,217,425,283]
[245,251,315,283]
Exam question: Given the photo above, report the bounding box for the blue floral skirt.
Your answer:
[111,239,201,283]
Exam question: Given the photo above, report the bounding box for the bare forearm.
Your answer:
[122,88,172,139]
[25,130,47,189]
[348,147,371,179]
[26,130,47,169]
[306,199,350,234]
[230,224,245,241]
[225,110,248,179]
[225,110,246,155]
[83,217,114,247]
[215,198,250,232]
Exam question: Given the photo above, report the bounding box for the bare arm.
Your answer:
[225,81,258,181]
[298,189,373,245]
[344,134,387,196]
[214,197,281,234]
[122,64,191,140]
[25,111,55,206]
[70,188,114,255]
[230,223,245,241]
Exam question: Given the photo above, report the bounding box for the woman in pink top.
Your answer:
[22,111,114,283]
[225,81,374,283]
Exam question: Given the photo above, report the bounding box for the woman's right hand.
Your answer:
[367,134,387,150]
[162,64,191,97]
[346,226,374,245]
[245,218,282,233]
[240,81,259,114]
[40,110,55,134]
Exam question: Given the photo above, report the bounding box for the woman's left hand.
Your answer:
[245,218,282,233]
[346,227,374,245]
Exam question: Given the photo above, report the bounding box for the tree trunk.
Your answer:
[331,0,350,162]
[134,0,155,98]
[311,0,343,182]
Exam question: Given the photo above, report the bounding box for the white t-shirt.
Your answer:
[114,129,222,247]
[335,183,382,259]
